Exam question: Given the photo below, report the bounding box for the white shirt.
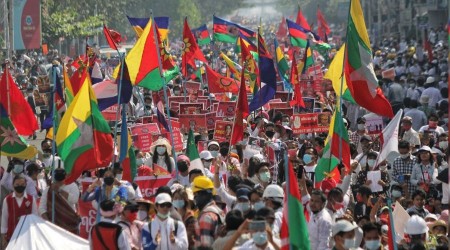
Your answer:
[38,183,80,215]
[215,185,236,211]
[167,174,190,187]
[308,209,333,250]
[273,207,283,236]
[1,192,38,234]
[147,216,188,250]
[88,218,131,250]
[402,129,421,147]
[0,172,38,198]
[421,87,442,108]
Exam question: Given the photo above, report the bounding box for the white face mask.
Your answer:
[137,210,148,221]
[365,240,381,250]
[136,158,144,166]
[343,238,356,249]
[357,124,365,131]
[367,159,376,168]
[115,174,122,181]
[392,190,402,198]
[400,153,410,159]
[439,141,448,150]
[203,161,211,169]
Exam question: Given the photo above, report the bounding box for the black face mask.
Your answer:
[104,177,115,186]
[265,131,275,138]
[194,192,212,210]
[14,185,26,193]
[219,147,229,157]
[177,161,188,173]
[54,172,66,182]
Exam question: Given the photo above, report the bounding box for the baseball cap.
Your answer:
[199,150,214,160]
[332,220,358,236]
[236,188,250,201]
[155,193,172,204]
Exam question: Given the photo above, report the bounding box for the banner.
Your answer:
[382,68,395,80]
[216,101,236,117]
[291,113,331,134]
[12,0,41,50]
[101,104,118,121]
[130,123,161,152]
[179,113,208,134]
[169,96,188,109]
[213,120,233,142]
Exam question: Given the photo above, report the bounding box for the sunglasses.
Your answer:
[158,202,172,208]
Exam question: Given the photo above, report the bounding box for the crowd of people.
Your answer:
[0,12,448,250]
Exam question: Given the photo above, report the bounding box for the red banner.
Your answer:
[216,101,236,117]
[213,120,233,142]
[169,96,188,109]
[291,113,331,134]
[130,123,161,152]
[161,120,183,152]
[101,104,118,121]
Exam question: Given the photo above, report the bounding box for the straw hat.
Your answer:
[149,138,172,155]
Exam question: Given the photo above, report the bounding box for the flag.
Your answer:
[220,52,242,80]
[236,31,257,53]
[155,26,179,82]
[154,16,170,43]
[375,109,403,166]
[280,160,310,250]
[0,103,38,159]
[119,17,164,91]
[344,0,394,118]
[186,129,204,171]
[297,40,314,74]
[182,18,207,77]
[289,53,305,108]
[156,101,169,132]
[56,72,113,184]
[448,19,450,44]
[213,15,255,43]
[121,145,137,182]
[0,68,38,136]
[239,38,259,93]
[286,18,309,48]
[92,79,119,111]
[296,7,311,30]
[248,34,277,112]
[276,17,288,41]
[423,29,434,63]
[274,39,291,91]
[191,24,211,46]
[63,67,74,105]
[324,44,356,104]
[205,65,239,94]
[315,106,350,185]
[317,8,330,41]
[119,105,128,163]
[230,63,249,146]
[126,16,169,42]
[103,24,120,51]
[42,69,66,129]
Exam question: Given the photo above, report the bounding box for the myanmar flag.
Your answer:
[280,160,310,250]
[325,44,356,104]
[186,129,203,172]
[344,0,393,118]
[56,72,113,183]
[119,17,164,91]
[315,106,350,185]
[0,104,37,159]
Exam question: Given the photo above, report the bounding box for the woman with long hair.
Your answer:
[147,138,175,174]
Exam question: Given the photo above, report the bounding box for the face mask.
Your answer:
[13,165,24,174]
[303,154,313,164]
[210,151,219,158]
[409,83,415,88]
[126,212,137,222]
[254,201,265,211]
[174,91,180,95]
[157,212,169,219]
[439,141,448,150]
[156,147,166,155]
[400,153,410,159]
[136,158,144,166]
[379,165,387,171]
[357,124,366,130]
[367,159,376,168]
[259,172,271,183]
[137,210,148,221]
[265,131,275,138]
[282,122,289,127]
[54,172,66,182]
[177,161,188,172]
[343,238,356,249]
[392,190,402,198]
[203,161,211,169]
[234,202,250,213]
[14,185,26,193]
[252,231,268,246]
[365,240,381,250]
[173,199,185,209]
[103,177,115,186]
[115,174,122,181]
[194,193,212,210]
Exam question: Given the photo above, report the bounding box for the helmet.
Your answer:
[262,184,284,199]
[191,176,214,193]
[404,215,428,235]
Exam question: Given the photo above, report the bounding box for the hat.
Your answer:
[380,206,389,213]
[418,145,432,153]
[425,213,439,222]
[136,199,153,206]
[199,150,214,160]
[263,184,284,199]
[430,220,448,232]
[155,193,172,204]
[150,138,172,156]
[236,188,250,201]
[123,201,139,211]
[170,183,184,194]
[360,135,372,142]
[439,210,449,221]
[405,215,428,235]
[332,220,358,236]
[402,116,413,123]
[431,147,444,155]
[207,141,220,149]
[191,176,214,193]
[419,95,430,104]
[176,154,190,163]
[425,76,435,84]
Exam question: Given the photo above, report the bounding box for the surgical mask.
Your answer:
[252,231,268,245]
[13,165,24,174]
[365,240,381,250]
[400,153,410,159]
[136,158,144,166]
[343,238,356,249]
[203,161,211,169]
[357,124,365,130]
[439,141,448,150]
[367,159,376,168]
[137,210,148,221]
[115,174,122,181]
[234,202,250,213]
[210,151,219,158]
[259,172,271,183]
[156,147,166,155]
[173,199,185,209]
[303,154,313,164]
[254,201,265,211]
[391,190,402,198]
[282,122,289,127]
[379,165,387,171]
[157,212,169,219]
[409,83,415,88]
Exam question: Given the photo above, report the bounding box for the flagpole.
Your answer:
[50,65,57,224]
[283,144,290,250]
[386,198,398,250]
[111,54,126,164]
[151,13,178,178]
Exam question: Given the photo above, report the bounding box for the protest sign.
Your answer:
[179,102,204,114]
[213,120,233,142]
[136,116,153,124]
[152,88,171,105]
[169,96,188,108]
[365,113,384,135]
[37,76,51,93]
[300,97,315,113]
[160,120,183,152]
[291,113,331,134]
[101,104,118,121]
[130,123,161,152]
[179,113,208,134]
[248,136,266,150]
[274,91,289,102]
[273,107,294,116]
[216,101,236,117]
[382,68,395,80]
[197,140,208,152]
[205,112,217,130]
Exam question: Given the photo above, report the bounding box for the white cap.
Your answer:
[262,184,284,199]
[405,215,428,235]
[425,213,439,221]
[155,193,172,204]
[425,76,435,84]
[199,150,214,160]
[332,220,358,237]
[418,145,432,153]
[207,141,219,149]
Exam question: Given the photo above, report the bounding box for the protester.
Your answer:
[308,189,333,249]
[146,138,175,173]
[118,201,143,250]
